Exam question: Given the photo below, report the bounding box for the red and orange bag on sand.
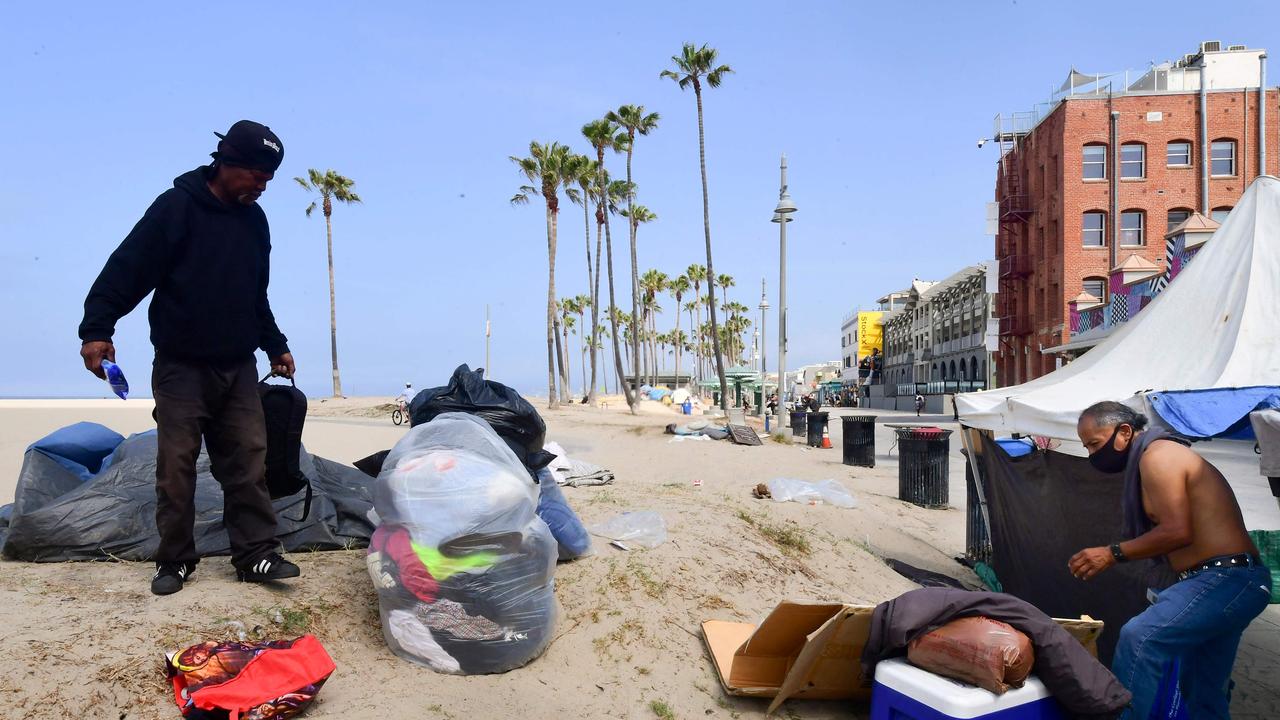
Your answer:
[165,635,335,720]
[907,616,1035,694]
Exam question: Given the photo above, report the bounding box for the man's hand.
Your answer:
[80,341,116,379]
[1068,547,1116,581]
[270,352,295,378]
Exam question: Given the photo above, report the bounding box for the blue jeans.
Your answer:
[1113,563,1272,719]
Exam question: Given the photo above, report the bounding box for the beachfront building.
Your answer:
[839,288,912,386]
[991,41,1277,386]
[880,264,995,393]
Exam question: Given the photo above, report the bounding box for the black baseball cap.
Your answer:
[212,120,284,173]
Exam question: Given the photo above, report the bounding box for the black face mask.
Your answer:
[1088,425,1132,474]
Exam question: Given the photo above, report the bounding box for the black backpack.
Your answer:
[258,374,312,521]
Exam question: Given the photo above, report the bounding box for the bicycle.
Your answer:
[392,401,408,426]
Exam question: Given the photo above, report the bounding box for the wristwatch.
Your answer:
[1109,543,1129,563]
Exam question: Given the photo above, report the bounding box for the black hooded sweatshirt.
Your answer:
[79,166,289,362]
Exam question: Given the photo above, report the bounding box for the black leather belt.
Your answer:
[1177,553,1263,581]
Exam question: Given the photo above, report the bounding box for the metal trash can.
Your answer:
[806,412,829,447]
[790,411,808,438]
[841,415,877,467]
[961,449,991,563]
[896,427,952,508]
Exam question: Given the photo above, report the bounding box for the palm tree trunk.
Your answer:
[693,86,729,413]
[604,214,632,412]
[578,309,587,399]
[545,204,559,409]
[625,143,642,411]
[584,200,599,403]
[324,211,342,397]
[674,300,682,389]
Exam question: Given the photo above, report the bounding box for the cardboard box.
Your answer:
[702,601,1103,715]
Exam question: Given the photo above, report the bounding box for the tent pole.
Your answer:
[959,424,995,563]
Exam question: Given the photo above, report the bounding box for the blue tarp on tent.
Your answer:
[1148,386,1280,440]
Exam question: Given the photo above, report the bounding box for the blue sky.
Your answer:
[1,1,1274,398]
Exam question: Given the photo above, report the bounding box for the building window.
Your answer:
[1082,277,1107,302]
[1167,208,1192,233]
[1211,206,1233,224]
[1082,144,1107,179]
[1120,211,1145,245]
[1120,143,1145,179]
[1082,211,1106,247]
[1211,140,1236,176]
[1167,141,1192,167]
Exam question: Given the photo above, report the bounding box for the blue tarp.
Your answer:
[26,422,124,482]
[1148,386,1280,440]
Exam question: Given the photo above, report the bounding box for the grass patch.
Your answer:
[649,699,676,720]
[627,426,649,436]
[629,560,666,599]
[770,433,791,444]
[735,509,812,556]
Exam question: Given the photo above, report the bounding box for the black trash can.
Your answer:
[896,427,952,508]
[841,415,877,467]
[790,411,808,438]
[806,412,829,448]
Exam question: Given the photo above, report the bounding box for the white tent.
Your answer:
[957,175,1280,440]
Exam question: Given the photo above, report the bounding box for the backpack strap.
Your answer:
[259,372,297,386]
[282,479,313,523]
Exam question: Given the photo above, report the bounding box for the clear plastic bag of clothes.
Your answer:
[368,413,558,674]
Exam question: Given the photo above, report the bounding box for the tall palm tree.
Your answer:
[662,43,733,412]
[605,105,660,405]
[295,169,362,397]
[583,118,636,411]
[565,154,601,401]
[511,140,575,409]
[668,275,690,387]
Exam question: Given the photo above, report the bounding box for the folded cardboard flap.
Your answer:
[702,601,1104,715]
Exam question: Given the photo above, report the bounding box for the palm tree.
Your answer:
[511,141,575,409]
[662,43,733,412]
[605,105,660,406]
[572,293,592,398]
[295,169,362,397]
[684,264,707,384]
[559,300,578,399]
[583,118,636,411]
[667,275,690,387]
[565,154,601,402]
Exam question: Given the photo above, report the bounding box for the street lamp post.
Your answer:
[772,155,797,437]
[758,278,769,376]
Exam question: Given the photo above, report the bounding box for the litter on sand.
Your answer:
[765,478,857,508]
[667,434,711,443]
[587,511,667,549]
[542,441,615,487]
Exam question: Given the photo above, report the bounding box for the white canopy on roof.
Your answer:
[957,175,1280,440]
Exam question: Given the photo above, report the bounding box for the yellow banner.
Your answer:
[857,311,884,359]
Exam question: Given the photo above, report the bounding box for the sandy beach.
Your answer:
[2,398,1277,719]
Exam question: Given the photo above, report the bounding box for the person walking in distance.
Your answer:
[78,120,301,595]
[914,393,925,417]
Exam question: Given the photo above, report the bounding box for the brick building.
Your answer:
[993,42,1278,386]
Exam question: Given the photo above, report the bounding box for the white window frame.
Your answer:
[1167,141,1192,167]
[1120,143,1146,179]
[1082,144,1107,179]
[1082,212,1106,247]
[1120,211,1145,246]
[1211,140,1236,177]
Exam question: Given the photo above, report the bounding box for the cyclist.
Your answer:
[396,382,414,416]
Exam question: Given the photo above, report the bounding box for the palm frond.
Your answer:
[304,201,316,217]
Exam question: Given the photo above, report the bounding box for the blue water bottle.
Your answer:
[100,359,130,400]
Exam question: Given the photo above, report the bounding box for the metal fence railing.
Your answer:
[893,380,987,397]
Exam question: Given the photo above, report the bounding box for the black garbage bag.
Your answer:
[408,365,553,478]
[1,424,376,562]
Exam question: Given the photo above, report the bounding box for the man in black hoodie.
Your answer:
[78,120,301,595]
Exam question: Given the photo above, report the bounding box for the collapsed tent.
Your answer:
[0,422,375,562]
[957,175,1280,441]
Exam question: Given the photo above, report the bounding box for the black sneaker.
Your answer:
[237,553,301,583]
[151,561,195,596]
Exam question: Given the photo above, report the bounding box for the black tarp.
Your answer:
[976,433,1176,664]
[1,424,375,562]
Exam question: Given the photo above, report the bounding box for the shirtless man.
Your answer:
[1068,401,1271,719]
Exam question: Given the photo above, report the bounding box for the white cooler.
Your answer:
[870,657,1065,720]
